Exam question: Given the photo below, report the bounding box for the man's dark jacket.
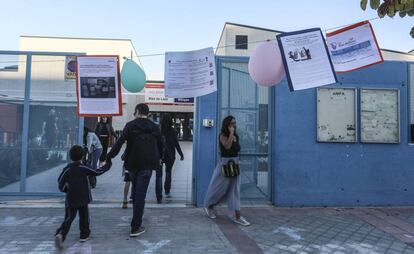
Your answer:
[58,161,111,208]
[107,117,164,171]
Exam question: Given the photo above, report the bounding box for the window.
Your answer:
[235,35,248,50]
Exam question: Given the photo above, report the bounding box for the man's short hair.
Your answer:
[69,145,85,161]
[135,103,149,116]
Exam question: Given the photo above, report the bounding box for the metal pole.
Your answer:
[19,54,32,193]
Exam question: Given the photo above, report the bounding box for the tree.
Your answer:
[360,0,414,38]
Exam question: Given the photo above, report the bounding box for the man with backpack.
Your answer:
[107,103,164,237]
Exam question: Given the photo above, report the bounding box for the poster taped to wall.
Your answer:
[277,28,337,91]
[164,47,216,98]
[65,56,77,80]
[326,21,383,73]
[76,55,122,116]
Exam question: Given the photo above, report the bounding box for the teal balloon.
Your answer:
[121,59,146,93]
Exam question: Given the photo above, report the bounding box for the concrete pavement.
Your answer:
[1,206,414,253]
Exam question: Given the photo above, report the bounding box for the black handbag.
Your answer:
[221,159,240,178]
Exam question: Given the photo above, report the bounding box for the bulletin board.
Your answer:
[360,88,400,143]
[317,87,357,142]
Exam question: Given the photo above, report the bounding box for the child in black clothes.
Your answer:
[55,145,112,249]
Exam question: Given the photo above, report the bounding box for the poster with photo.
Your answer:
[65,56,77,80]
[326,21,383,73]
[277,28,337,91]
[76,56,122,116]
[164,47,216,98]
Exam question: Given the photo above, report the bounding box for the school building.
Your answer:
[193,22,414,206]
[1,24,414,207]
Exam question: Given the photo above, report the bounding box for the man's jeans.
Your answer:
[128,169,153,231]
[155,167,162,201]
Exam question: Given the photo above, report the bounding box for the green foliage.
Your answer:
[360,0,414,38]
[361,0,368,10]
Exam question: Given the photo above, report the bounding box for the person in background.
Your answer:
[83,127,102,170]
[121,112,136,209]
[203,115,250,226]
[95,117,118,163]
[54,145,112,249]
[160,113,184,198]
[42,109,58,148]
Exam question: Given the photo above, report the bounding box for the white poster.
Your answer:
[277,28,337,91]
[76,56,122,116]
[164,47,216,98]
[326,21,383,73]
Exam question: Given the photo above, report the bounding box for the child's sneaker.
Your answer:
[55,233,64,249]
[122,201,128,209]
[232,216,250,226]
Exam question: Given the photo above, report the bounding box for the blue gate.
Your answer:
[193,56,273,206]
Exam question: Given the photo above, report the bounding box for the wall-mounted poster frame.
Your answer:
[317,87,357,143]
[360,88,400,144]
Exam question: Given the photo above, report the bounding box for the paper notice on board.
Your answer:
[164,47,216,98]
[76,56,122,116]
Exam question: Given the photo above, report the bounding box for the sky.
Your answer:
[0,0,412,80]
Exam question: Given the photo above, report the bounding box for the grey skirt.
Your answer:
[204,157,240,211]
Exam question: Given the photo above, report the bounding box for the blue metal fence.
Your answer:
[0,50,85,196]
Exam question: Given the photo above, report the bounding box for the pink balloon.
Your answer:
[248,40,286,87]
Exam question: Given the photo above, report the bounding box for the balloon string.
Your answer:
[129,13,403,60]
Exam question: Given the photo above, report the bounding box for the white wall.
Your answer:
[381,50,414,61]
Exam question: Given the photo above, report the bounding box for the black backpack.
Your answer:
[129,127,160,168]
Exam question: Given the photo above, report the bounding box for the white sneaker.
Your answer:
[233,216,250,226]
[204,207,217,219]
[79,237,89,242]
